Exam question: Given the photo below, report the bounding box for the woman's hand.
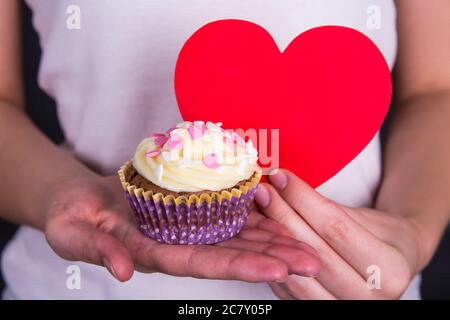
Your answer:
[254,169,432,300]
[42,174,320,283]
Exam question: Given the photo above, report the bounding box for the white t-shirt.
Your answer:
[2,0,421,299]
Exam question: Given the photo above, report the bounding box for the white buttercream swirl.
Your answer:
[132,121,259,192]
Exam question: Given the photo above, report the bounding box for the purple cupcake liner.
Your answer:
[125,187,257,245]
[118,160,261,245]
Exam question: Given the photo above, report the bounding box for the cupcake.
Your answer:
[118,121,261,244]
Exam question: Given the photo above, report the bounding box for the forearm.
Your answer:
[376,90,450,261]
[0,101,96,229]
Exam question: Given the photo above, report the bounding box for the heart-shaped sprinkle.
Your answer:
[154,135,169,147]
[145,150,161,158]
[202,153,220,169]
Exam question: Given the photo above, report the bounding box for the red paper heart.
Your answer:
[175,20,392,188]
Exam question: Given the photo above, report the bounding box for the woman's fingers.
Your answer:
[245,211,293,237]
[45,217,134,282]
[117,222,288,282]
[281,275,337,300]
[140,240,290,282]
[243,211,321,276]
[258,170,403,279]
[254,183,371,298]
[110,207,315,283]
[48,213,292,283]
[240,225,318,257]
[219,235,320,277]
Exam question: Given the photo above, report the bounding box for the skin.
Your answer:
[0,0,319,284]
[255,0,450,299]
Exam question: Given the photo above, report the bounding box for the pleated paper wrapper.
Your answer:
[118,161,261,244]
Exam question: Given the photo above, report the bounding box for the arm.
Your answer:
[376,0,450,265]
[0,0,98,229]
[0,1,319,284]
[0,1,92,228]
[256,0,450,299]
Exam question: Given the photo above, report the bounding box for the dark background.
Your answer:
[0,2,449,299]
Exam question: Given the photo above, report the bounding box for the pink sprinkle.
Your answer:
[203,153,220,169]
[145,150,161,158]
[188,123,206,140]
[154,135,169,147]
[149,133,166,138]
[167,135,184,150]
[166,126,177,134]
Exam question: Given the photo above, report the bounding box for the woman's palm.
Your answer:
[43,176,320,282]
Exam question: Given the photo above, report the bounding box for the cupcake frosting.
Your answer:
[132,121,259,192]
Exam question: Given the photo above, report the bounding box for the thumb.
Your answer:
[45,218,134,282]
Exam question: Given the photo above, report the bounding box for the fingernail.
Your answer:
[269,169,288,190]
[254,184,270,208]
[301,266,320,278]
[275,278,287,283]
[102,258,119,280]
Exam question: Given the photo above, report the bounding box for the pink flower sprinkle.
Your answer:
[188,123,206,140]
[167,135,184,150]
[154,135,169,147]
[145,150,161,158]
[203,153,220,169]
